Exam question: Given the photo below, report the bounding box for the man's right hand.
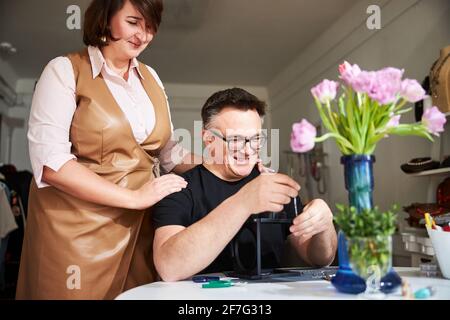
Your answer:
[235,173,300,215]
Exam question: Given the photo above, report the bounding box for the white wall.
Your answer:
[268,0,450,209]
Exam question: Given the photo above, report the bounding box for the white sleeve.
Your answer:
[27,57,77,188]
[158,134,190,173]
[146,65,190,172]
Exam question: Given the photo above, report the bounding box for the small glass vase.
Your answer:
[347,235,392,299]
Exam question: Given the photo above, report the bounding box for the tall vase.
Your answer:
[331,155,402,294]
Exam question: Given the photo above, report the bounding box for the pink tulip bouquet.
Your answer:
[291,61,447,154]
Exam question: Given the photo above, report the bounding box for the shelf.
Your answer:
[406,167,450,177]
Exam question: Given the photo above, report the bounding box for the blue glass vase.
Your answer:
[331,155,402,294]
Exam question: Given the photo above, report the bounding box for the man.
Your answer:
[152,88,337,281]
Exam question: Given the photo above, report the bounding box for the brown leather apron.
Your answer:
[16,49,171,299]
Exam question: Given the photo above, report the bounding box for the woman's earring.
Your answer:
[101,36,107,43]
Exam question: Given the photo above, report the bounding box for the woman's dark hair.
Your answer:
[201,88,266,128]
[83,0,163,47]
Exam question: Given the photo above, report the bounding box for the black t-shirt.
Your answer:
[152,164,303,274]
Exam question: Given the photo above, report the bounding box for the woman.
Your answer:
[16,0,200,299]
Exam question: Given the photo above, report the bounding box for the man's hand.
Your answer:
[289,199,334,245]
[257,159,275,174]
[236,173,300,215]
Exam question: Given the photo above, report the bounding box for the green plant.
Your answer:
[334,204,398,237]
[334,204,398,280]
[347,236,392,280]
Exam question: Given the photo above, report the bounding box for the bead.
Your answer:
[414,287,433,299]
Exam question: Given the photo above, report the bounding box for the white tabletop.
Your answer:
[116,267,450,300]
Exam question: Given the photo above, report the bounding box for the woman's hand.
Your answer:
[133,174,188,210]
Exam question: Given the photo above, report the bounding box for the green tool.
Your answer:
[201,280,233,288]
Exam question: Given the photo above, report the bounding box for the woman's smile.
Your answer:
[128,38,142,48]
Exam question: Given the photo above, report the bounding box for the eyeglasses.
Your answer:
[209,130,267,153]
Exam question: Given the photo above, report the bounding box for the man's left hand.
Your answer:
[289,199,333,245]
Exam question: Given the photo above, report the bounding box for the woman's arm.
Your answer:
[157,136,202,175]
[171,153,202,174]
[43,160,187,210]
[31,58,186,209]
[27,56,78,188]
[145,66,202,175]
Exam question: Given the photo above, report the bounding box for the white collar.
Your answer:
[87,46,144,79]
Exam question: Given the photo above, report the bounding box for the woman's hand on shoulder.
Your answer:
[132,174,188,210]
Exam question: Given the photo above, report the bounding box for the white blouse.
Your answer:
[28,46,188,188]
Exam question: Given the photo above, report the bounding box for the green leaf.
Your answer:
[345,88,358,148]
[315,98,335,133]
[334,204,399,238]
[396,107,413,115]
[360,94,373,152]
[389,124,434,141]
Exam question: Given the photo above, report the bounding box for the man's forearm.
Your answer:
[305,226,337,267]
[289,223,337,267]
[154,193,250,281]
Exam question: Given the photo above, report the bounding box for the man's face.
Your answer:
[204,107,264,180]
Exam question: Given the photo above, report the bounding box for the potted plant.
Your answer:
[290,61,447,294]
[334,204,397,299]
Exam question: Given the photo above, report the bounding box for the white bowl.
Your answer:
[426,226,450,279]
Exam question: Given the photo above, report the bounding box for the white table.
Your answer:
[116,267,450,300]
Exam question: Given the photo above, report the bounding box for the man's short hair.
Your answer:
[83,0,163,48]
[201,88,266,128]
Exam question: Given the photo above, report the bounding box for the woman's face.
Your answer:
[108,0,155,60]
